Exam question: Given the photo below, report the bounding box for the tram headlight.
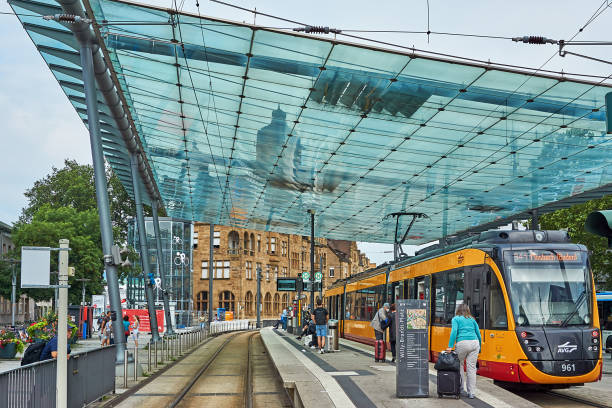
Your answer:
[523,339,529,345]
[534,231,545,241]
[527,346,532,352]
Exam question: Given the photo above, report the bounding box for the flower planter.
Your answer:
[0,343,17,359]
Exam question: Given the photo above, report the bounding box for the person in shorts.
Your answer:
[131,315,140,348]
[312,298,328,354]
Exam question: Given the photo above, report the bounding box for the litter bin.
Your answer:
[328,319,339,351]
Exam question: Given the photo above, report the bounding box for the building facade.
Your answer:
[0,220,37,325]
[192,223,374,319]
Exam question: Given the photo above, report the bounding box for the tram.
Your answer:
[326,229,603,386]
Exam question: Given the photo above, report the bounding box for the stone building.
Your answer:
[192,223,374,319]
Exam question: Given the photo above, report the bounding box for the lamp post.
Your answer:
[76,278,91,306]
[1,258,20,328]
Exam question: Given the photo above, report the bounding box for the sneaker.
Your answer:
[310,345,316,349]
[468,394,475,399]
[319,349,323,354]
[297,337,302,340]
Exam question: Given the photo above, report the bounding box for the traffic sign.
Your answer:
[314,271,323,282]
[301,272,310,281]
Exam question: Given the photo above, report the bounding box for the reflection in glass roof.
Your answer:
[10,0,612,243]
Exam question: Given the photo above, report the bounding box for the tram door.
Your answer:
[465,266,486,329]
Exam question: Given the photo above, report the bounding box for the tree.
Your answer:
[540,195,612,289]
[17,159,161,243]
[11,205,105,303]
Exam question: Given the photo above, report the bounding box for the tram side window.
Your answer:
[432,270,464,325]
[488,273,508,329]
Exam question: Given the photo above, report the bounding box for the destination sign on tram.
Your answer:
[510,250,583,264]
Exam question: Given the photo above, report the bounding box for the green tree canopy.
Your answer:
[540,195,612,289]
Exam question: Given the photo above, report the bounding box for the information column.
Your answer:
[396,299,429,398]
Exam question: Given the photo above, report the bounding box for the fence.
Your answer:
[0,345,116,408]
[208,319,253,334]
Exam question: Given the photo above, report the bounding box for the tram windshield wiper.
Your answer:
[560,290,586,328]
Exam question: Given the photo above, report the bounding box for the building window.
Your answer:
[266,265,270,281]
[213,230,220,248]
[264,292,272,314]
[201,261,209,279]
[274,265,278,280]
[273,293,280,314]
[243,232,249,251]
[245,291,253,314]
[270,237,276,254]
[329,267,334,278]
[246,261,253,279]
[343,264,347,277]
[282,266,287,277]
[250,233,255,252]
[256,262,262,278]
[218,290,235,311]
[228,231,240,254]
[282,293,288,309]
[257,235,261,252]
[281,241,287,256]
[196,291,208,311]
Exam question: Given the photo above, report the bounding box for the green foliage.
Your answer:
[12,205,104,302]
[0,260,16,300]
[540,195,612,289]
[26,311,77,341]
[0,331,25,354]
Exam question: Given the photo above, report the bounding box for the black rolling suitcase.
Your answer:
[437,370,461,399]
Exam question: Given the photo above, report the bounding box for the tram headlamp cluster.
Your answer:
[534,231,545,242]
[527,346,543,352]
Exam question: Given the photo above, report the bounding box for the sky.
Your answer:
[0,0,610,265]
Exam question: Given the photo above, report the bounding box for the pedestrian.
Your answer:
[100,311,110,346]
[370,303,389,341]
[387,304,397,362]
[446,303,482,399]
[281,308,288,330]
[40,325,72,361]
[273,311,283,330]
[131,315,140,348]
[123,315,131,339]
[312,298,328,354]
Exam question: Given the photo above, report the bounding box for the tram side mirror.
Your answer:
[585,210,612,248]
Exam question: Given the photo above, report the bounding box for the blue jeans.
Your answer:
[315,325,328,337]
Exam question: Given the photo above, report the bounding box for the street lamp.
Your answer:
[75,278,91,306]
[1,257,20,328]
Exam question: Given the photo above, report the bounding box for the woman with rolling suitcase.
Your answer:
[370,303,390,362]
[446,303,482,399]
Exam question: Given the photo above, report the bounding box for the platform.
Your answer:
[260,327,612,408]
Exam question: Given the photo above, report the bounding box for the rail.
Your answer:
[0,345,116,408]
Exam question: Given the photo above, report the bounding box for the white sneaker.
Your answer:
[310,345,316,349]
[319,349,323,354]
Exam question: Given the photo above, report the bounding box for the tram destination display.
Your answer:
[396,299,429,398]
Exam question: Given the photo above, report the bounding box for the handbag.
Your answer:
[434,351,460,371]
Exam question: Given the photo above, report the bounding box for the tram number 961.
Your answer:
[560,363,576,373]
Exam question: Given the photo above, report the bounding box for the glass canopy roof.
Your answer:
[10,0,612,243]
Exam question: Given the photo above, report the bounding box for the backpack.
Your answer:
[21,341,47,366]
[434,351,460,372]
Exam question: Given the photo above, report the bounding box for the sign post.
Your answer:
[396,299,429,398]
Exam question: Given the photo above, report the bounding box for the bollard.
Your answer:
[123,349,128,388]
[148,342,151,372]
[179,333,182,355]
[154,340,158,368]
[161,337,165,363]
[134,347,138,381]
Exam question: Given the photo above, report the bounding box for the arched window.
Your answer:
[196,291,208,312]
[243,232,249,252]
[245,291,253,315]
[249,233,255,251]
[218,290,235,311]
[264,292,272,315]
[228,231,240,254]
[282,294,288,309]
[273,293,281,314]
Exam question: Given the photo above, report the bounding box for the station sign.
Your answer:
[301,272,310,281]
[277,278,298,292]
[314,271,323,282]
[396,299,429,398]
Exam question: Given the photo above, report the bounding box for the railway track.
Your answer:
[513,389,612,408]
[169,331,291,408]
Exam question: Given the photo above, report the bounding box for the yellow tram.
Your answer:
[326,229,603,386]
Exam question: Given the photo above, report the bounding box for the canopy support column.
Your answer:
[130,152,161,342]
[152,202,174,334]
[209,223,214,326]
[309,210,315,311]
[80,43,126,361]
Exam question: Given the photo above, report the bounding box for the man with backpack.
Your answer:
[40,325,72,361]
[312,298,328,354]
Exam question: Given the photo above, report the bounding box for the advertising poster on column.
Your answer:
[122,309,165,333]
[396,299,429,397]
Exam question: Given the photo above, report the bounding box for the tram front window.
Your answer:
[504,250,591,327]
